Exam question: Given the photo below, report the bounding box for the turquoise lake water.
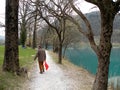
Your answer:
[65,47,120,78]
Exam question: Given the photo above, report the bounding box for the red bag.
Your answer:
[44,61,49,70]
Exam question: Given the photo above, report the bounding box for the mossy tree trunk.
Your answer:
[3,0,20,72]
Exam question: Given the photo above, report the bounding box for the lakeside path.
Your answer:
[21,51,95,90]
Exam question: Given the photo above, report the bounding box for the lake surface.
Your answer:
[65,47,120,78]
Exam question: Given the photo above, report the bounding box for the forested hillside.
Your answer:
[79,11,120,43]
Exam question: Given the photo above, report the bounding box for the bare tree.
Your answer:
[32,0,39,49]
[67,0,120,90]
[3,0,20,72]
[23,0,43,49]
[37,0,72,63]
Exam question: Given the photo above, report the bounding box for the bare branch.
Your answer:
[69,0,98,53]
[65,14,86,36]
[0,22,5,27]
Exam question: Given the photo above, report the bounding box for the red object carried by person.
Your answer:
[44,61,49,70]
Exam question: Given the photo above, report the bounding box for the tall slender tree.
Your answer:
[32,0,38,49]
[3,0,20,72]
[29,0,39,49]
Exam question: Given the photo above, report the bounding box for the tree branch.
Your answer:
[69,0,98,53]
[65,14,86,36]
[85,0,98,5]
[114,0,120,13]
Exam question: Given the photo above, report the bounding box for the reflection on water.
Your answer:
[110,48,120,77]
[65,47,97,75]
[65,47,120,89]
[65,47,120,77]
[109,76,120,90]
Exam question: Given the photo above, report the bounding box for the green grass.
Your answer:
[0,45,36,90]
[0,45,4,65]
[19,46,36,67]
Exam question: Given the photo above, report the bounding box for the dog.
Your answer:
[16,67,30,80]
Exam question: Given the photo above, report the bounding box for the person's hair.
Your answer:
[38,45,41,48]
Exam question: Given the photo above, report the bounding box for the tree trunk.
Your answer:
[53,37,59,53]
[3,0,20,72]
[45,40,48,49]
[28,27,32,47]
[92,11,115,90]
[93,54,111,90]
[58,42,62,64]
[32,14,37,49]
[20,19,27,48]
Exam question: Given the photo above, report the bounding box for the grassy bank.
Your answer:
[0,45,36,90]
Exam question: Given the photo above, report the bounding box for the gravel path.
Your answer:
[21,51,95,90]
[22,51,71,90]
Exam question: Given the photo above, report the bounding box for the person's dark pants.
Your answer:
[38,61,44,73]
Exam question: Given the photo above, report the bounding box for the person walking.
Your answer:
[34,45,46,74]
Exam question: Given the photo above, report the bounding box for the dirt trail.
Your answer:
[21,51,94,90]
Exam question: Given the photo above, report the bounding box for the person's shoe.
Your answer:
[40,72,43,74]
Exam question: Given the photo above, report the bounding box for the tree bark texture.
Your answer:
[92,9,115,90]
[3,0,20,72]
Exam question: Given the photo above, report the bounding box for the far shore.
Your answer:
[79,42,120,48]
